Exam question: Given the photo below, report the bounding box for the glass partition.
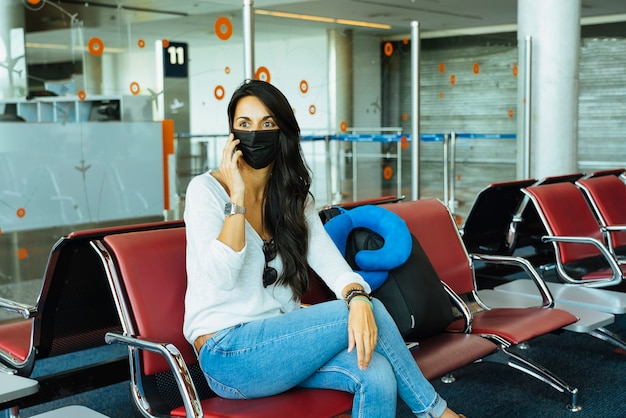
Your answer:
[1,2,625,305]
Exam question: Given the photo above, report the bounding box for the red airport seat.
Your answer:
[492,182,626,351]
[0,318,33,372]
[303,271,498,383]
[503,173,584,269]
[96,219,501,417]
[523,182,626,288]
[0,220,184,412]
[577,174,626,259]
[382,199,581,411]
[95,227,353,418]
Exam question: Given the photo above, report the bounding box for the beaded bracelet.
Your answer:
[348,295,373,310]
[343,287,364,300]
[344,288,372,308]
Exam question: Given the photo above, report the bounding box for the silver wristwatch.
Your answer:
[224,202,246,216]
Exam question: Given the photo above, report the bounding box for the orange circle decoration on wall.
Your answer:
[340,121,348,132]
[383,166,393,181]
[508,109,514,118]
[450,74,456,85]
[215,16,233,41]
[255,66,271,82]
[439,63,445,73]
[403,37,409,45]
[473,63,480,74]
[300,80,309,94]
[78,90,87,100]
[401,113,408,121]
[309,105,316,115]
[137,39,145,48]
[214,85,225,100]
[130,82,141,95]
[400,135,409,149]
[384,42,394,57]
[439,91,444,99]
[225,66,230,74]
[88,37,104,56]
[16,208,26,218]
[17,248,28,260]
[162,39,170,48]
[512,63,519,77]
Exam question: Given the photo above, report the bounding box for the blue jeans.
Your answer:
[198,299,448,418]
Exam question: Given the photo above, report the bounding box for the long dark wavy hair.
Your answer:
[228,79,313,298]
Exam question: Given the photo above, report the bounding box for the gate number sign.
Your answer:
[164,42,188,78]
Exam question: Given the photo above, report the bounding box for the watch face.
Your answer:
[224,202,245,215]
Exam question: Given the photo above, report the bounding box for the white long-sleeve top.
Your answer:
[183,172,370,346]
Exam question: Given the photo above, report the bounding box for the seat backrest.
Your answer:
[581,168,625,179]
[537,172,585,185]
[506,173,585,257]
[302,270,336,305]
[35,220,184,359]
[35,236,122,358]
[461,178,536,254]
[102,227,192,376]
[382,199,475,296]
[99,226,212,415]
[577,175,626,249]
[523,182,604,264]
[334,195,404,210]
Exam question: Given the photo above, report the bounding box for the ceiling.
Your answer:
[18,0,626,63]
[24,0,626,33]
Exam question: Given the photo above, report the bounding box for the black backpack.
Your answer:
[345,227,454,340]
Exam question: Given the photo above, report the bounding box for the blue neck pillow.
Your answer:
[324,205,412,290]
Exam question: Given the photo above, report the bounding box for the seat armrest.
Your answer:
[541,235,623,287]
[470,253,554,308]
[105,332,203,418]
[603,225,626,233]
[441,281,472,333]
[600,226,626,260]
[0,297,36,319]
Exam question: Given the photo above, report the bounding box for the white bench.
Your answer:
[0,372,38,405]
[493,279,626,314]
[0,372,39,418]
[29,405,109,418]
[487,280,626,350]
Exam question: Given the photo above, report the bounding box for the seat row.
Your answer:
[461,168,626,350]
[3,192,617,416]
[0,220,185,416]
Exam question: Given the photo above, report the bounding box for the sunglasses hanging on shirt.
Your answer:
[262,238,278,287]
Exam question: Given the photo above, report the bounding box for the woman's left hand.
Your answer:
[347,300,378,370]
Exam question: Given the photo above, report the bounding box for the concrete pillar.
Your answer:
[517,0,581,179]
[242,0,254,80]
[0,1,26,99]
[328,29,353,203]
[328,29,353,134]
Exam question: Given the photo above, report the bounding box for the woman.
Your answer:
[184,79,463,418]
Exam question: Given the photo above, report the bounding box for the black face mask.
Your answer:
[233,129,280,169]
